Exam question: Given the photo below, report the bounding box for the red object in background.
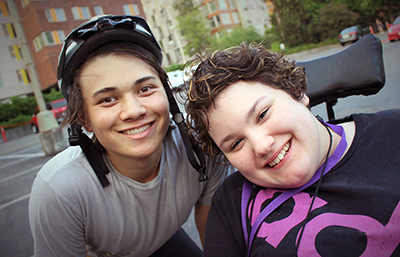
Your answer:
[30,98,67,133]
[388,16,400,42]
[1,126,7,142]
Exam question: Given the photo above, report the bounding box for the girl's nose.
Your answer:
[252,135,274,157]
[119,97,147,121]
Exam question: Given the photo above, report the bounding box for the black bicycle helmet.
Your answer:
[57,15,207,187]
[58,15,163,99]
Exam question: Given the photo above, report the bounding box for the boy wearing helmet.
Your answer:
[28,15,233,256]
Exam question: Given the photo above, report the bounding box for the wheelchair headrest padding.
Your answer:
[296,34,385,108]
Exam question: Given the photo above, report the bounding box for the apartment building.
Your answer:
[203,0,271,37]
[142,0,188,65]
[0,0,144,101]
[142,0,272,65]
[0,0,31,101]
[0,0,271,101]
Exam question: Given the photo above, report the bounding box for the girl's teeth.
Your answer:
[268,142,291,167]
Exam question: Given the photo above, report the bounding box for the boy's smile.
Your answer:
[79,54,170,177]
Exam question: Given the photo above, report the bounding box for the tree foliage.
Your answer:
[268,0,399,46]
[269,0,316,46]
[318,2,360,40]
[0,89,63,124]
[173,0,212,56]
[209,26,264,51]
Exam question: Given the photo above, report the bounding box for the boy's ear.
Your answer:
[301,94,310,106]
[83,121,93,133]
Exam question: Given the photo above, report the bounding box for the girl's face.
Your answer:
[80,54,170,165]
[207,81,330,189]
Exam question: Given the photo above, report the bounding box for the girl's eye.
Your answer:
[258,109,269,122]
[231,139,243,150]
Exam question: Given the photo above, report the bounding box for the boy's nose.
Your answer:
[120,98,146,120]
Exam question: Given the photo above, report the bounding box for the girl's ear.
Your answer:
[300,94,310,106]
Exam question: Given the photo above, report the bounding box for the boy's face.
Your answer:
[207,81,329,189]
[79,54,169,164]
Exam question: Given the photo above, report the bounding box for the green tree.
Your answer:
[318,2,360,40]
[270,0,316,46]
[210,26,264,51]
[173,0,212,55]
[331,0,399,29]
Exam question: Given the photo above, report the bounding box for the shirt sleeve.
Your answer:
[203,172,247,256]
[29,175,87,257]
[196,157,236,206]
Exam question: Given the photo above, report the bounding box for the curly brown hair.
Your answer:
[185,42,307,159]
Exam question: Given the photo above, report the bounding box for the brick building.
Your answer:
[0,0,272,101]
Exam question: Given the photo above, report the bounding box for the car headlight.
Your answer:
[388,28,393,33]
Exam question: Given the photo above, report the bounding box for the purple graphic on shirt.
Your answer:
[249,188,400,255]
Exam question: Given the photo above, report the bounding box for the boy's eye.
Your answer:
[139,86,152,93]
[101,97,116,103]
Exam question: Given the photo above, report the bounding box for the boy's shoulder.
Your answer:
[37,146,90,184]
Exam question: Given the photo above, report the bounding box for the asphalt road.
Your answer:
[0,32,399,256]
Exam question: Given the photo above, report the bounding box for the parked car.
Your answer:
[338,25,370,46]
[30,98,67,133]
[388,16,400,42]
[167,70,184,91]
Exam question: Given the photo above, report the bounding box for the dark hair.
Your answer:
[185,42,307,159]
[62,42,168,129]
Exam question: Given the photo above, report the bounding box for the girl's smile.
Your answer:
[207,80,334,189]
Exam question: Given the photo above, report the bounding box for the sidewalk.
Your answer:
[0,132,41,156]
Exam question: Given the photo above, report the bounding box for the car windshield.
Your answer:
[394,17,400,25]
[341,26,357,34]
[51,99,67,109]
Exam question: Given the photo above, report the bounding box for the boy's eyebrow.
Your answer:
[92,86,117,98]
[91,76,158,98]
[218,96,266,148]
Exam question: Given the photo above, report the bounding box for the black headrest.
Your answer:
[297,34,385,107]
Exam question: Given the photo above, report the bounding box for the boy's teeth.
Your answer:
[268,142,291,167]
[123,124,151,135]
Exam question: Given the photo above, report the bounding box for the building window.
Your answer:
[123,4,140,15]
[45,8,66,22]
[33,30,65,52]
[221,13,232,25]
[239,0,246,8]
[227,0,236,9]
[93,6,104,16]
[2,23,16,38]
[231,12,240,24]
[215,15,221,26]
[217,0,227,10]
[0,1,9,16]
[9,45,23,60]
[72,6,91,20]
[33,34,44,51]
[20,0,29,8]
[17,69,30,85]
[206,1,217,14]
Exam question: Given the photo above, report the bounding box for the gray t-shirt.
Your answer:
[29,126,233,256]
